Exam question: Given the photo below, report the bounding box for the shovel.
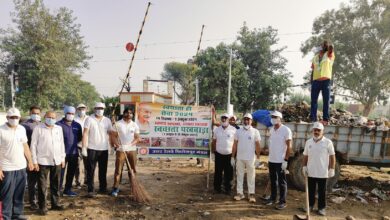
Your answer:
[294,176,310,220]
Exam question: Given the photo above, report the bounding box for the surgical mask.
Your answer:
[45,118,56,126]
[95,109,104,117]
[271,118,280,125]
[222,121,229,127]
[8,119,19,126]
[66,114,75,121]
[313,136,322,141]
[30,114,41,122]
[244,125,251,130]
[78,110,86,117]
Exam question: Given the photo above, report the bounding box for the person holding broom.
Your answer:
[110,108,140,197]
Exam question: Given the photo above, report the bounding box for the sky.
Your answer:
[0,0,349,98]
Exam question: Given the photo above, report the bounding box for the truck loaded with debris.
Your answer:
[254,103,390,191]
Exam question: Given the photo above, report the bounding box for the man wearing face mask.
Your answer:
[212,113,236,195]
[110,108,140,197]
[310,40,335,125]
[232,113,261,203]
[0,108,34,220]
[31,111,66,215]
[21,105,42,210]
[56,106,82,197]
[229,115,240,130]
[82,102,113,198]
[74,103,89,188]
[302,122,335,216]
[265,111,292,210]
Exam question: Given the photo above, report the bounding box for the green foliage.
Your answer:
[0,0,99,111]
[301,0,390,116]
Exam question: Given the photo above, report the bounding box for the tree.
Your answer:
[161,62,197,105]
[301,0,390,116]
[0,0,99,111]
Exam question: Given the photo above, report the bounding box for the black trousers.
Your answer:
[27,170,39,205]
[37,165,61,209]
[308,177,327,210]
[60,154,79,191]
[213,152,233,192]
[268,162,287,204]
[86,149,108,193]
[75,147,88,185]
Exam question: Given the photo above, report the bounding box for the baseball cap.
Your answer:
[243,113,253,119]
[77,103,87,109]
[94,102,106,109]
[221,113,230,118]
[312,122,324,130]
[271,111,283,118]
[230,115,237,120]
[7,108,21,117]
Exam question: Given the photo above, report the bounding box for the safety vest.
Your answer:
[312,52,335,80]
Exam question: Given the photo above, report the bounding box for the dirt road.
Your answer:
[24,156,390,220]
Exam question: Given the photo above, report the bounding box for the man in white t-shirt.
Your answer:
[110,108,140,197]
[302,122,335,216]
[82,102,113,197]
[74,103,89,187]
[0,108,34,220]
[212,113,236,195]
[232,113,261,203]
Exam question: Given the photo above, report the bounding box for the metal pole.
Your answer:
[195,78,199,106]
[9,72,15,108]
[227,47,232,112]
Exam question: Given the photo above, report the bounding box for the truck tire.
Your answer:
[288,154,340,191]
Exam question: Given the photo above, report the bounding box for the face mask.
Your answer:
[271,118,280,125]
[313,136,322,141]
[66,114,75,121]
[244,125,251,130]
[31,114,41,122]
[95,109,104,117]
[8,119,19,126]
[78,110,86,117]
[45,118,56,126]
[222,121,229,127]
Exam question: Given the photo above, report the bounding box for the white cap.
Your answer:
[230,115,237,120]
[271,111,283,118]
[94,102,106,109]
[221,113,230,118]
[7,108,21,117]
[77,103,87,109]
[312,122,324,130]
[243,113,253,119]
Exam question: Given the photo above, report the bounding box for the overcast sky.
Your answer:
[0,0,348,97]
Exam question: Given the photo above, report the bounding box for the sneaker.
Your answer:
[30,203,39,210]
[249,194,256,203]
[318,209,326,216]
[264,199,275,205]
[234,194,245,201]
[98,188,108,194]
[51,204,64,211]
[110,188,120,197]
[75,183,82,189]
[276,203,287,210]
[13,215,28,220]
[63,190,78,197]
[300,206,314,213]
[87,192,96,198]
[38,208,48,216]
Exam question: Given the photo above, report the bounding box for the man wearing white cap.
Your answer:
[229,115,240,130]
[212,113,236,195]
[302,122,335,216]
[82,102,113,197]
[232,113,261,203]
[265,111,292,210]
[74,103,89,188]
[0,108,34,220]
[56,106,82,196]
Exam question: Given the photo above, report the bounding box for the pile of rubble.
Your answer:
[277,101,389,131]
[330,186,390,205]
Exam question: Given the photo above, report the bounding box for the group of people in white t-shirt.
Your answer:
[0,103,140,219]
[212,111,335,216]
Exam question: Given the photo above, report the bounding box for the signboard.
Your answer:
[135,103,212,158]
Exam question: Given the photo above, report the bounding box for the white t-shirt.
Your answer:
[234,127,261,160]
[75,115,88,147]
[84,115,113,151]
[269,124,292,163]
[0,124,27,171]
[112,119,139,152]
[213,125,236,155]
[303,136,335,178]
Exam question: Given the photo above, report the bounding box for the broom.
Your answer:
[112,114,151,204]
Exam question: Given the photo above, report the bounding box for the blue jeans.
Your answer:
[0,169,27,220]
[310,79,330,121]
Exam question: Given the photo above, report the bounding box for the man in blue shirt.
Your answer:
[56,106,82,196]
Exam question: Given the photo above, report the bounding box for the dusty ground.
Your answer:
[24,155,390,220]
